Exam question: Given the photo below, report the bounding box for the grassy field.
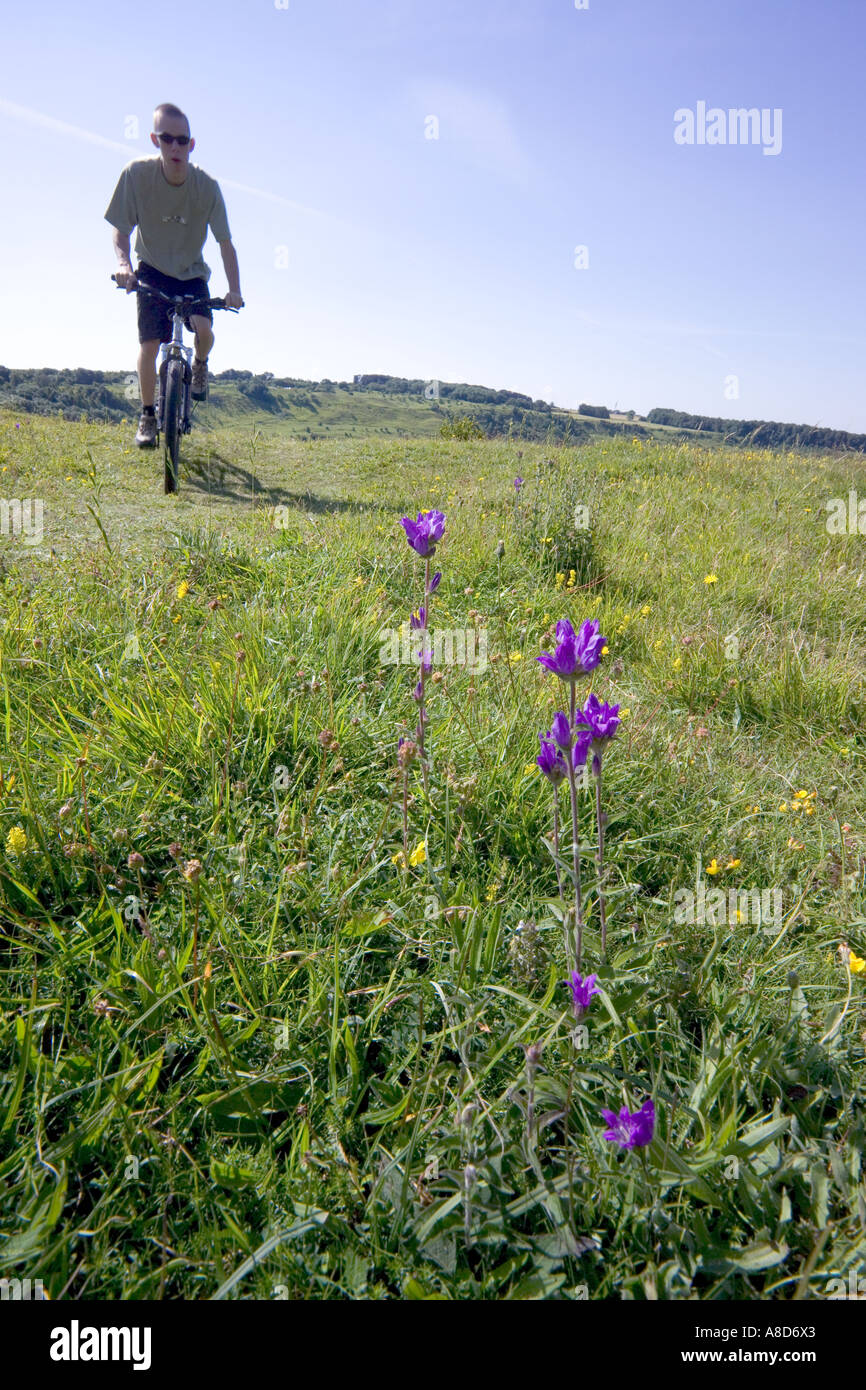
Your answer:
[0,408,864,1301]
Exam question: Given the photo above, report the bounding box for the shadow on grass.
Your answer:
[181,448,391,516]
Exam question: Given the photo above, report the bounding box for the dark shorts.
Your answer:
[135,261,212,345]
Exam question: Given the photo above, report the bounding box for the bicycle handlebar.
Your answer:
[111,272,239,312]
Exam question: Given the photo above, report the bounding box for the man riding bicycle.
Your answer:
[105,102,244,447]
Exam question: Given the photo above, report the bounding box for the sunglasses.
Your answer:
[156,132,190,146]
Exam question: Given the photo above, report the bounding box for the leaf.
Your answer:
[404,1277,448,1300]
[211,1213,329,1299]
[415,1193,463,1246]
[533,1230,599,1259]
[729,1240,790,1271]
[209,1160,257,1191]
[738,1116,790,1150]
[419,1234,457,1274]
[507,1264,567,1299]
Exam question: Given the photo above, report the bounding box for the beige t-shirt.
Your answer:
[105,157,231,281]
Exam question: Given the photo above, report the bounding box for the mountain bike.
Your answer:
[112,273,239,494]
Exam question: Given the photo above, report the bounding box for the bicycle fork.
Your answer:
[156,343,194,434]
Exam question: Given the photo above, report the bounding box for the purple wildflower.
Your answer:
[600,1099,655,1150]
[401,510,446,558]
[409,606,426,630]
[567,970,600,1015]
[536,618,606,681]
[573,728,593,766]
[546,713,593,764]
[537,735,567,785]
[514,476,523,492]
[427,571,442,594]
[577,692,621,742]
[549,710,572,751]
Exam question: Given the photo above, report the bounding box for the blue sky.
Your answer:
[1,0,864,430]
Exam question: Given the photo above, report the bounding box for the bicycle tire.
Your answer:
[163,358,184,494]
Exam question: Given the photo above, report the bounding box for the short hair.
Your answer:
[153,103,189,131]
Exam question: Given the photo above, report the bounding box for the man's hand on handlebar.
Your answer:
[112,269,139,293]
[225,291,244,310]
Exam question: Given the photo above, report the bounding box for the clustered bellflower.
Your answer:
[578,692,621,744]
[567,970,600,1018]
[401,510,445,558]
[536,735,567,786]
[601,1099,655,1150]
[537,618,606,684]
[534,616,621,971]
[399,509,446,826]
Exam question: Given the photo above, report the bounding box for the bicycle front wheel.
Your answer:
[163,359,184,494]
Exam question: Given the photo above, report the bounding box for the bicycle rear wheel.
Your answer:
[163,359,184,494]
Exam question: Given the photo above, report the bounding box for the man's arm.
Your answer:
[111,228,137,291]
[219,239,244,308]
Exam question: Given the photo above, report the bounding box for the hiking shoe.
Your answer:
[135,412,158,448]
[191,357,209,401]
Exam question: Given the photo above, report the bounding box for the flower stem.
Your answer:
[552,791,565,901]
[565,751,583,972]
[417,558,430,793]
[594,756,608,956]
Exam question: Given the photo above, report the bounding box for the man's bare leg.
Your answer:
[190,315,214,363]
[138,340,160,408]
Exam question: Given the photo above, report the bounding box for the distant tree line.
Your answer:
[647,407,866,453]
[352,374,550,410]
[0,366,130,421]
[1,364,860,453]
[461,406,594,444]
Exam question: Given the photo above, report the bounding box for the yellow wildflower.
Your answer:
[848,950,866,975]
[704,574,718,586]
[706,858,720,875]
[391,850,406,867]
[176,580,190,600]
[726,857,741,869]
[601,645,609,656]
[6,826,27,857]
[409,842,426,867]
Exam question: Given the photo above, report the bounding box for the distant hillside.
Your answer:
[0,364,863,453]
[0,367,629,444]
